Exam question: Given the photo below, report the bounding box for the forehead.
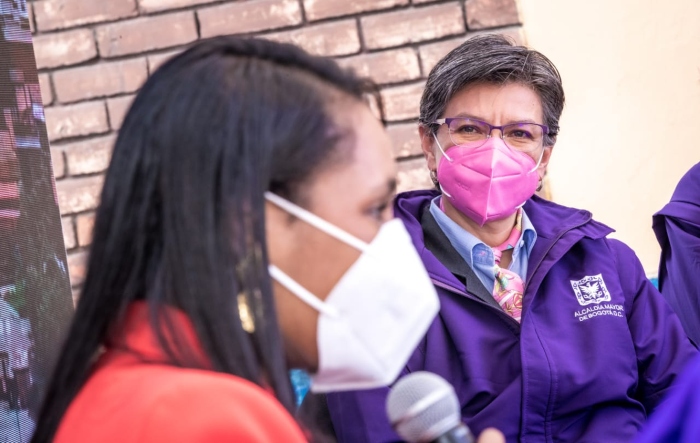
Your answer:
[313,103,395,188]
[346,106,396,183]
[444,82,544,122]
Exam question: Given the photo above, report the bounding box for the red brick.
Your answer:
[64,135,115,176]
[34,0,137,32]
[67,250,88,287]
[198,0,301,38]
[96,11,197,58]
[361,3,465,50]
[397,158,432,193]
[44,101,109,142]
[38,73,53,106]
[265,20,360,57]
[147,49,182,74]
[76,212,95,247]
[337,48,420,85]
[379,82,424,122]
[56,175,104,215]
[139,0,219,14]
[387,123,422,158]
[33,29,97,69]
[472,26,524,44]
[412,0,442,3]
[107,95,135,130]
[419,29,523,74]
[61,216,76,250]
[303,0,408,21]
[51,148,66,179]
[465,0,520,30]
[53,58,147,104]
[419,36,467,74]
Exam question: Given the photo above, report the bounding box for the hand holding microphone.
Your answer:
[386,372,504,443]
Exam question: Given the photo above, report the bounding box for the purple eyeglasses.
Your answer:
[434,117,550,153]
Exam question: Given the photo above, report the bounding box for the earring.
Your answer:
[430,170,439,185]
[237,291,256,333]
[536,177,543,192]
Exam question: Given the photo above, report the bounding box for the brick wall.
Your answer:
[28,0,523,292]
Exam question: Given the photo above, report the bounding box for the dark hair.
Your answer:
[420,34,565,146]
[31,36,372,442]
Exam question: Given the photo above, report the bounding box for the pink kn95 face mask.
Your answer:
[435,136,541,226]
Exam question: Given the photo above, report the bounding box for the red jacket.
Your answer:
[55,302,307,442]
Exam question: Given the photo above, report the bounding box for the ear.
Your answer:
[419,125,438,172]
[537,146,553,179]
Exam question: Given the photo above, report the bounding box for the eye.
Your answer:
[366,200,393,222]
[506,128,534,140]
[453,124,483,134]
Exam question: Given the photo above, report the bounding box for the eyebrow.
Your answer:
[450,112,539,125]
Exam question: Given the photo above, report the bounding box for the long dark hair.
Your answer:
[31,36,372,442]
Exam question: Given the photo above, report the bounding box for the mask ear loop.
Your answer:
[432,133,452,162]
[528,146,546,174]
[431,133,453,199]
[265,192,368,252]
[268,265,340,318]
[515,147,547,210]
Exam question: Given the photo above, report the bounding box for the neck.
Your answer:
[441,198,517,248]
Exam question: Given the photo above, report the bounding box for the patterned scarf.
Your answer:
[491,210,524,323]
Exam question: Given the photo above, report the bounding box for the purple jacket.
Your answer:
[653,162,700,346]
[326,190,696,443]
[633,352,700,443]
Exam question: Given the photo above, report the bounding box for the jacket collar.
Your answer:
[420,205,501,309]
[395,190,614,285]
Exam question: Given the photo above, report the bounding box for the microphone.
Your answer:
[386,372,474,443]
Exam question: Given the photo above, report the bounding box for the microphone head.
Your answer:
[386,371,461,443]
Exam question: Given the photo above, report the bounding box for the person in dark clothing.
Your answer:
[653,161,700,346]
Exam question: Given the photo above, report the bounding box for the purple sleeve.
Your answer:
[609,239,698,411]
[634,353,700,442]
[326,386,404,443]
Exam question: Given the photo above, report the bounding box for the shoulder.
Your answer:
[139,368,306,442]
[603,237,638,259]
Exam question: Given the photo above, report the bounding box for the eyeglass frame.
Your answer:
[432,117,552,152]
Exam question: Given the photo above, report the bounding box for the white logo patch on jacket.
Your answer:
[571,274,611,306]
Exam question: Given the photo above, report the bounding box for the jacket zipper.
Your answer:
[430,213,594,329]
[518,212,592,443]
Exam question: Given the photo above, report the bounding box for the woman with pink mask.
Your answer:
[322,35,696,443]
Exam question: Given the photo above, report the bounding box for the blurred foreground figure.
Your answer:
[633,352,700,443]
[653,162,700,346]
[29,36,442,443]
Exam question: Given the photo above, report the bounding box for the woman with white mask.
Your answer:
[26,36,456,443]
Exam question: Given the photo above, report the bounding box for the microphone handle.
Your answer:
[431,424,475,443]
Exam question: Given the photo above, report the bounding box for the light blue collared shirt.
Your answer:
[429,197,537,293]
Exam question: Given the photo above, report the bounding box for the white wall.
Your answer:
[518,0,700,273]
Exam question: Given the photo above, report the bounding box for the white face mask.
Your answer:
[265,192,440,393]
